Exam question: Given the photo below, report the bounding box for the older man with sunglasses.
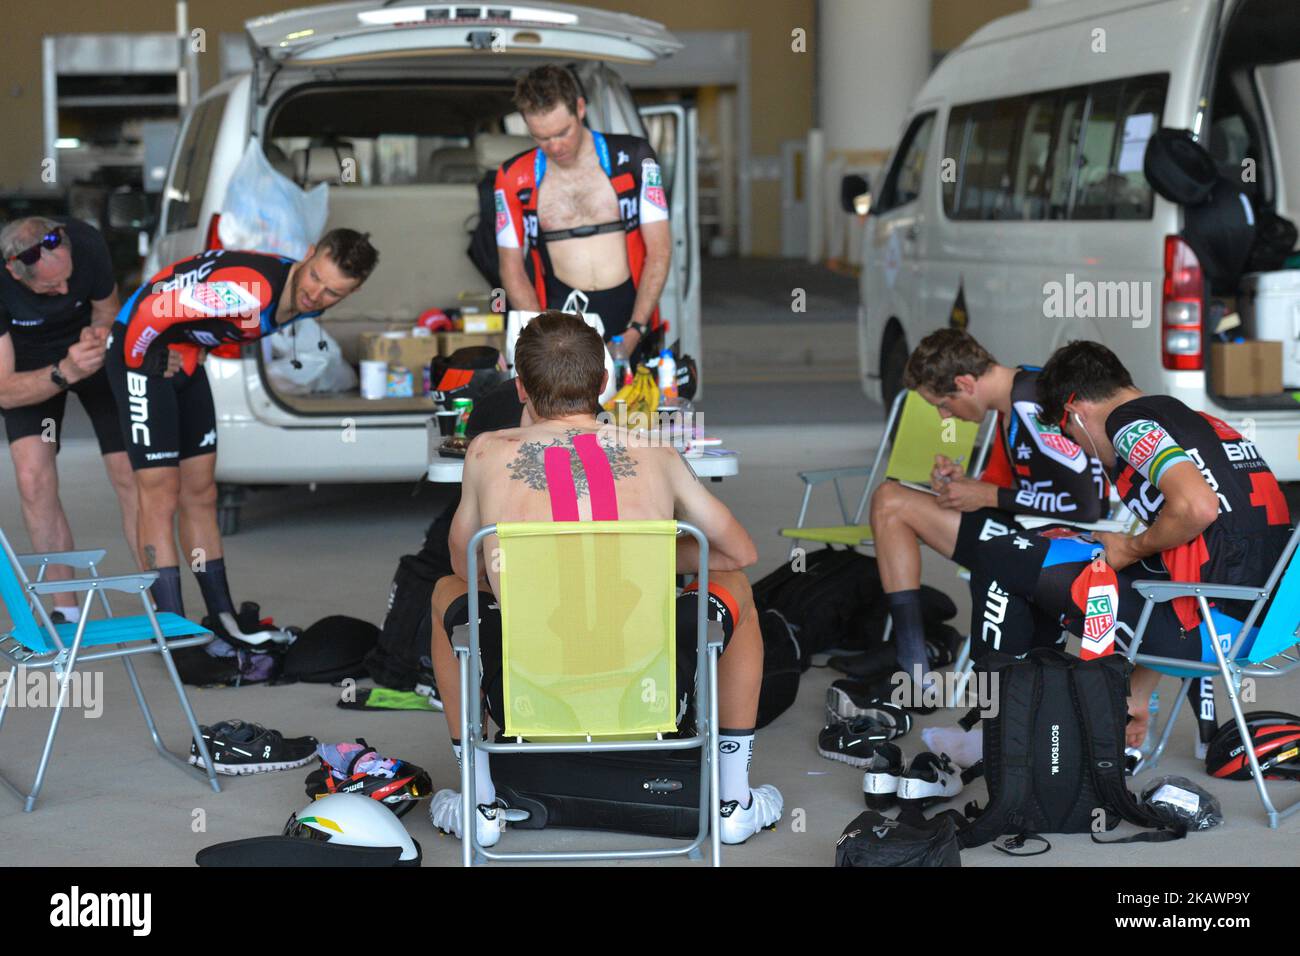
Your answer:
[0,216,137,624]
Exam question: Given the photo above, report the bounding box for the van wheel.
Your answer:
[881,332,908,409]
[217,483,244,537]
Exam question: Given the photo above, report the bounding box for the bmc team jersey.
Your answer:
[978,367,1106,520]
[113,250,318,375]
[1105,395,1291,628]
[493,131,669,331]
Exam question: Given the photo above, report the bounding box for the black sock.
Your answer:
[150,566,185,616]
[194,556,236,619]
[887,590,928,682]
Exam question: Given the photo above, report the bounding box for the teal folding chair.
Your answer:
[0,528,220,811]
[1126,522,1300,828]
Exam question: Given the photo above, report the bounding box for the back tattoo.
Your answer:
[507,429,637,496]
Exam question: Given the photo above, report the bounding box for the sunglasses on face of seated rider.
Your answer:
[7,228,64,267]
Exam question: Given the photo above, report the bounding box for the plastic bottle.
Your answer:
[609,336,630,389]
[657,349,678,402]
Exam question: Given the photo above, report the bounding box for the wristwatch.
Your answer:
[50,363,70,391]
[628,321,649,339]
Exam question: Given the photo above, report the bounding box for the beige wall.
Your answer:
[0,1,1023,255]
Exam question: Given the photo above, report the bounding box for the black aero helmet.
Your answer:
[1143,127,1218,206]
[1205,711,1300,781]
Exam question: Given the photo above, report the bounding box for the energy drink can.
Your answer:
[453,397,474,436]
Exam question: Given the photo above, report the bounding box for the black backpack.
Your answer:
[466,170,503,290]
[756,607,801,728]
[956,648,1185,854]
[751,547,883,669]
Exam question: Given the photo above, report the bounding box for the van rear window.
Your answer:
[942,73,1168,223]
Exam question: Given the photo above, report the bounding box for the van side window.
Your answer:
[942,106,968,216]
[946,74,1166,222]
[875,113,935,215]
[163,94,228,235]
[1009,94,1058,220]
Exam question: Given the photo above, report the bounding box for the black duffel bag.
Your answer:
[835,810,962,867]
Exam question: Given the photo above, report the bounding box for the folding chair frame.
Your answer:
[0,533,220,811]
[452,521,724,866]
[1126,523,1300,829]
[784,389,999,555]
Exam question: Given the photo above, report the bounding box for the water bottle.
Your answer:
[657,349,678,402]
[609,335,630,388]
[1143,690,1160,753]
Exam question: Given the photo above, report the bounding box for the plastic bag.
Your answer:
[265,317,358,395]
[218,139,328,259]
[1140,776,1223,831]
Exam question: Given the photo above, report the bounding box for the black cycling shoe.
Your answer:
[817,708,909,768]
[189,720,318,775]
[828,624,961,679]
[825,681,915,733]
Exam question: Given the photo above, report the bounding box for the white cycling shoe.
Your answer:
[719,784,784,845]
[216,611,295,647]
[429,788,505,848]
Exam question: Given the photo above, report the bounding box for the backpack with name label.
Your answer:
[956,648,1184,854]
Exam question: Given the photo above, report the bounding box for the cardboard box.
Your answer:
[1211,341,1283,397]
[462,311,505,334]
[359,331,442,373]
[439,331,506,357]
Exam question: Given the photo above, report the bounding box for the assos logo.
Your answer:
[50,886,151,936]
[1050,724,1061,775]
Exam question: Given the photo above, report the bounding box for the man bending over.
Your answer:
[868,329,1105,689]
[427,310,782,847]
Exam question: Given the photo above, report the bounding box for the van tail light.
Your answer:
[204,213,223,251]
[1161,235,1203,370]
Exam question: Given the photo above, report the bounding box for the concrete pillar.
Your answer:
[814,0,931,261]
[818,0,932,156]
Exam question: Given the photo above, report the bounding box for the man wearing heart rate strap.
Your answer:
[866,328,1105,689]
[0,216,136,623]
[494,65,671,354]
[426,311,782,848]
[105,230,377,650]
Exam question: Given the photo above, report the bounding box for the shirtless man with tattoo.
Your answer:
[426,311,783,848]
[495,65,672,356]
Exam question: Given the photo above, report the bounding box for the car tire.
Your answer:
[881,331,908,410]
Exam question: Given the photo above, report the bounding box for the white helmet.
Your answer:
[284,792,421,864]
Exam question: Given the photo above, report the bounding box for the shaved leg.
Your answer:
[710,569,762,729]
[869,481,964,592]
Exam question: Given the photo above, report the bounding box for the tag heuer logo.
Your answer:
[1084,594,1115,640]
[1115,419,1158,457]
[1127,428,1167,467]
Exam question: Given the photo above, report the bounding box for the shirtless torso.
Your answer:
[536,131,630,291]
[450,413,754,598]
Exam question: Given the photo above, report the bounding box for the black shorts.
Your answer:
[105,326,216,470]
[951,507,1022,570]
[442,579,737,730]
[544,275,637,341]
[1,366,125,455]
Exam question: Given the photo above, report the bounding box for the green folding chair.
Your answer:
[0,528,220,811]
[452,520,723,865]
[779,389,995,552]
[1126,521,1300,828]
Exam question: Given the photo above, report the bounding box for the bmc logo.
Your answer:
[126,372,151,447]
[130,326,159,361]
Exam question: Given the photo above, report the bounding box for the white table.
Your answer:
[427,448,739,483]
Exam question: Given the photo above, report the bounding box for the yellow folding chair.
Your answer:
[451,520,724,866]
[779,389,995,552]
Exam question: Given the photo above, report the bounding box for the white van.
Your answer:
[125,2,699,531]
[853,0,1300,480]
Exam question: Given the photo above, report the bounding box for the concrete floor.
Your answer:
[1,258,1297,865]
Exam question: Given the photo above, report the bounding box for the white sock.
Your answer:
[54,605,80,624]
[921,726,983,768]
[451,740,496,804]
[719,729,754,804]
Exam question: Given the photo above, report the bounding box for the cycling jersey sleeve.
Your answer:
[637,142,669,226]
[995,401,1105,521]
[493,164,524,250]
[1109,411,1193,490]
[122,278,267,371]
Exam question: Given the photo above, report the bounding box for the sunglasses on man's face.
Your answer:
[7,229,64,266]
